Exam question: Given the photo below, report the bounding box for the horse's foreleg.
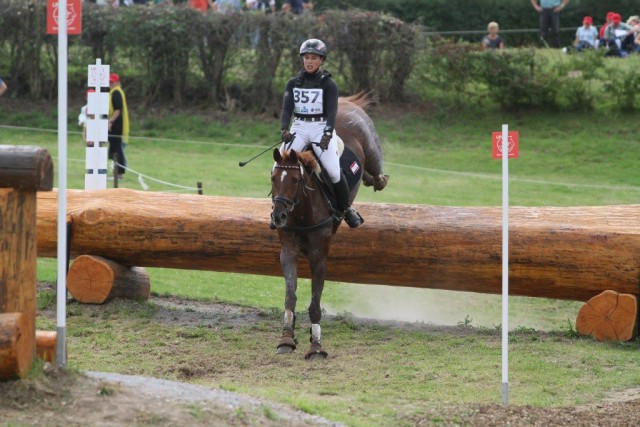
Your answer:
[277,247,299,354]
[305,250,328,360]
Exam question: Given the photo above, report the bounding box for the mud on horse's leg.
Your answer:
[277,309,297,354]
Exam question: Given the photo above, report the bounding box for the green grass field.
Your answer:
[2,101,639,426]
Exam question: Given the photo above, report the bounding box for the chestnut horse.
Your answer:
[270,93,388,360]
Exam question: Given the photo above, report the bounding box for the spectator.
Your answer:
[530,0,570,48]
[625,15,640,50]
[605,13,633,57]
[0,76,7,97]
[246,0,275,14]
[482,22,504,50]
[599,12,615,48]
[108,73,129,180]
[189,0,213,12]
[212,0,241,14]
[282,0,312,15]
[574,16,598,51]
[78,89,96,147]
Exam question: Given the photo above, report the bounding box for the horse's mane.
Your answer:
[339,91,376,111]
[281,150,321,175]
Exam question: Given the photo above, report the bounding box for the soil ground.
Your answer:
[1,296,640,427]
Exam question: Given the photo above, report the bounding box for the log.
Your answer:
[67,255,151,304]
[0,145,53,191]
[576,290,638,341]
[0,313,31,379]
[1,188,38,377]
[36,189,640,302]
[35,330,57,363]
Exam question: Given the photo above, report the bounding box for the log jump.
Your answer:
[35,189,640,304]
[1,145,54,379]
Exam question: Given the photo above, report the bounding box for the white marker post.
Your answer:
[85,59,110,190]
[492,125,519,406]
[56,0,69,368]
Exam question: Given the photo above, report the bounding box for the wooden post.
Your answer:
[0,145,53,379]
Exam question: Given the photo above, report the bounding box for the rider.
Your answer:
[278,38,363,228]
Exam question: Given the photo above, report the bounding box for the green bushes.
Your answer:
[1,1,639,113]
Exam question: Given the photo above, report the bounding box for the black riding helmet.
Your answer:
[299,39,327,58]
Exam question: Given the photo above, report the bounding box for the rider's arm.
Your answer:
[323,79,338,133]
[280,79,296,130]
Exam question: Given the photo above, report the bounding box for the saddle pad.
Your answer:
[339,146,363,191]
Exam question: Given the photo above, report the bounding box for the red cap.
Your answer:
[612,13,621,23]
[109,73,120,83]
[583,16,592,24]
[606,12,615,20]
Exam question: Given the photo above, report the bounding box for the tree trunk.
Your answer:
[67,255,150,304]
[576,290,638,341]
[35,330,57,363]
[0,313,30,379]
[36,189,640,302]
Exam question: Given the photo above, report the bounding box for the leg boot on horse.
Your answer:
[305,324,328,361]
[276,310,297,354]
[334,171,364,228]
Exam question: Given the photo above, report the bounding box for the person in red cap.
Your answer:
[574,16,599,51]
[604,13,633,56]
[599,12,615,46]
[108,72,130,180]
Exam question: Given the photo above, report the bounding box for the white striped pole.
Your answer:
[501,124,509,406]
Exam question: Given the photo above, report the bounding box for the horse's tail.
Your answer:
[340,91,377,111]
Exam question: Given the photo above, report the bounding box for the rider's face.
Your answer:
[302,53,324,73]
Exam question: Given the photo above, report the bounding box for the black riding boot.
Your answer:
[333,173,363,228]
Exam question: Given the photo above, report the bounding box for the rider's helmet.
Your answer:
[299,39,327,58]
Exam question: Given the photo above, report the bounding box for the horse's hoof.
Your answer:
[304,344,328,360]
[276,344,295,354]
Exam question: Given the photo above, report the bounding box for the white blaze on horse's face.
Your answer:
[280,170,287,183]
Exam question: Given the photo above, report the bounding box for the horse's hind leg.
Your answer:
[362,171,389,192]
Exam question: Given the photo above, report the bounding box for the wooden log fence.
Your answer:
[1,145,54,379]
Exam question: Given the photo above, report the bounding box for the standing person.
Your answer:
[278,39,363,228]
[574,16,599,51]
[482,22,504,50]
[531,0,570,48]
[246,0,275,14]
[282,0,312,15]
[108,73,129,180]
[0,76,7,97]
[212,0,241,14]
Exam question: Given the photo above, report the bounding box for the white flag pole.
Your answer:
[501,124,509,406]
[56,0,69,368]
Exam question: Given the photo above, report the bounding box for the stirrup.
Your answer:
[344,208,363,228]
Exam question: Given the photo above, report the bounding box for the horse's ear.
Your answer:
[290,150,298,162]
[273,148,282,161]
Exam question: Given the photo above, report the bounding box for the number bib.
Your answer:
[293,88,324,116]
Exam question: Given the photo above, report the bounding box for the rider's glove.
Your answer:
[281,129,293,143]
[319,131,332,151]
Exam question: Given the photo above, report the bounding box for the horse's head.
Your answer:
[271,149,306,229]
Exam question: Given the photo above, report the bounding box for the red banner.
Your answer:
[492,131,519,159]
[47,0,82,35]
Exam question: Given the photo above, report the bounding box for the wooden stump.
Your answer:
[0,313,30,379]
[35,331,57,363]
[67,255,151,304]
[576,290,638,342]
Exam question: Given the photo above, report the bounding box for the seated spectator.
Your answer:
[212,0,242,14]
[574,16,598,51]
[189,0,212,12]
[605,13,634,56]
[599,12,615,48]
[246,0,275,14]
[282,0,312,15]
[481,22,504,50]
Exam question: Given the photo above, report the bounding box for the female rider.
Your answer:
[278,38,362,228]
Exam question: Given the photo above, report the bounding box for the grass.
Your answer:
[4,99,640,425]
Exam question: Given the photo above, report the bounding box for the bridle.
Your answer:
[272,164,305,214]
[271,162,335,232]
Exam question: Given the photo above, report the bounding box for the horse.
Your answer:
[270,93,388,360]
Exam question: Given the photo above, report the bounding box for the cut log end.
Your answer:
[0,312,33,379]
[67,255,150,304]
[576,290,638,342]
